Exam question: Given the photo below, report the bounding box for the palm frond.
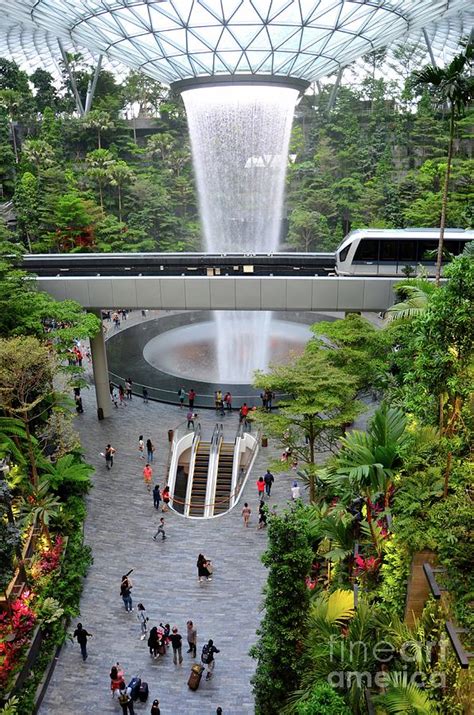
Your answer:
[374,671,434,713]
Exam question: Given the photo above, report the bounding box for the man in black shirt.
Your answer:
[201,639,220,680]
[170,627,183,665]
[73,622,92,661]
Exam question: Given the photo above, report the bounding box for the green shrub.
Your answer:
[294,682,351,714]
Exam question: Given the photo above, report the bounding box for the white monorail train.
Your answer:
[336,228,473,276]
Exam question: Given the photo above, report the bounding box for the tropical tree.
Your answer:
[39,453,92,497]
[22,139,56,176]
[386,280,436,321]
[0,89,21,163]
[107,160,135,222]
[85,148,115,209]
[324,404,408,551]
[81,109,114,149]
[412,42,474,284]
[20,477,62,547]
[374,672,434,714]
[0,416,27,465]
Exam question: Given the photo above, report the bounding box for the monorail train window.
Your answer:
[417,240,438,261]
[379,240,398,261]
[399,240,417,261]
[354,239,379,261]
[339,245,350,262]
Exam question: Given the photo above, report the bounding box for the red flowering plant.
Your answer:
[0,591,37,690]
[354,554,382,576]
[30,536,63,581]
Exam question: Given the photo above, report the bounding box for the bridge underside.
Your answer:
[35,275,397,312]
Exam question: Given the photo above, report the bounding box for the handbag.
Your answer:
[206,561,213,574]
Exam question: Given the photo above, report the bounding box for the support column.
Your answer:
[90,312,112,419]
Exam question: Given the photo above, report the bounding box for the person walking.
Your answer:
[161,485,170,511]
[110,663,125,698]
[137,603,148,640]
[105,444,116,470]
[264,469,274,496]
[120,573,133,612]
[170,627,183,665]
[148,626,160,659]
[125,378,133,399]
[118,682,135,714]
[187,409,196,429]
[239,402,249,424]
[150,700,161,715]
[111,387,119,409]
[291,481,301,500]
[153,517,166,541]
[256,476,265,499]
[197,553,212,582]
[224,391,232,411]
[142,387,149,404]
[241,502,251,527]
[146,438,155,462]
[188,388,196,409]
[258,501,268,530]
[73,622,92,661]
[201,639,220,680]
[119,384,126,406]
[186,620,197,657]
[152,484,161,510]
[177,387,186,408]
[143,463,153,492]
[138,435,145,459]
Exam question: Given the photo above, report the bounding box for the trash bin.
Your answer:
[261,436,268,447]
[168,429,174,442]
[97,407,104,421]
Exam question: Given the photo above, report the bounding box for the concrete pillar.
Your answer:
[90,311,112,419]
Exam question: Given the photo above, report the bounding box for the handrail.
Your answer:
[205,423,223,518]
[183,423,201,517]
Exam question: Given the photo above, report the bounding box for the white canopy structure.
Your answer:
[0,1,472,84]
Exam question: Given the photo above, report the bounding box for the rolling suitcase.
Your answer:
[128,676,141,701]
[138,681,149,702]
[188,664,204,691]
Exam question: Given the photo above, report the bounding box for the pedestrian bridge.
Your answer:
[33,274,397,312]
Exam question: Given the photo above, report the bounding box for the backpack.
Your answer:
[118,691,130,704]
[201,644,211,664]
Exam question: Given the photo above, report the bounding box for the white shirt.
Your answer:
[291,486,301,499]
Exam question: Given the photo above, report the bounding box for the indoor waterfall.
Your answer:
[182,84,298,383]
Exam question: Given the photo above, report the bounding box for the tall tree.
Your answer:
[85,148,115,209]
[412,42,474,284]
[107,160,135,222]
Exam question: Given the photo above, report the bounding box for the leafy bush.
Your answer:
[294,682,351,714]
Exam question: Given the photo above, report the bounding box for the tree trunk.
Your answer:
[98,182,103,209]
[309,436,316,502]
[10,120,19,164]
[118,185,122,223]
[443,450,452,499]
[435,107,455,285]
[98,127,101,150]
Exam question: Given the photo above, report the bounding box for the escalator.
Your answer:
[189,441,210,516]
[213,443,234,514]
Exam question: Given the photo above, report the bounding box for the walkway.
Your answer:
[39,373,297,714]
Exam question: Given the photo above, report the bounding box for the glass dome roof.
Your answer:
[0,1,472,84]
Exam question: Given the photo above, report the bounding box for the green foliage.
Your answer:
[251,504,314,715]
[293,681,351,714]
[39,453,93,498]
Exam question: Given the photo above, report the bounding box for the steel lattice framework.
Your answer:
[0,1,472,83]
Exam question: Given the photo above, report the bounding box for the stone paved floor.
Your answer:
[39,356,298,715]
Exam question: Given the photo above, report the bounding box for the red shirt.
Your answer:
[257,480,265,492]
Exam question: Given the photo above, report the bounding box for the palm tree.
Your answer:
[0,416,27,465]
[412,42,473,285]
[374,672,434,714]
[81,109,114,149]
[39,453,92,495]
[20,477,61,547]
[326,404,408,553]
[386,280,436,321]
[107,160,135,222]
[0,89,21,163]
[85,148,115,209]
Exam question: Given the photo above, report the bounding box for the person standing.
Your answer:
[152,484,161,510]
[188,388,196,409]
[239,403,249,424]
[264,470,274,496]
[153,517,166,541]
[256,476,265,499]
[178,387,186,408]
[241,502,251,527]
[137,603,148,640]
[73,623,92,661]
[201,639,220,680]
[291,481,301,500]
[161,485,170,511]
[148,626,160,659]
[138,435,145,459]
[197,553,212,582]
[120,574,133,612]
[111,386,119,409]
[105,444,116,470]
[187,410,196,429]
[119,384,126,407]
[224,391,232,411]
[150,700,161,715]
[258,501,268,530]
[143,463,153,492]
[125,378,133,399]
[186,620,197,657]
[170,627,183,665]
[142,387,149,404]
[118,682,135,715]
[146,438,155,462]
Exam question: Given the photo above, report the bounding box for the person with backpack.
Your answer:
[120,573,133,612]
[118,681,135,714]
[170,626,183,665]
[263,469,274,496]
[73,622,92,661]
[201,639,220,680]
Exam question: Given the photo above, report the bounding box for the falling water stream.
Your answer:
[182,84,298,382]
